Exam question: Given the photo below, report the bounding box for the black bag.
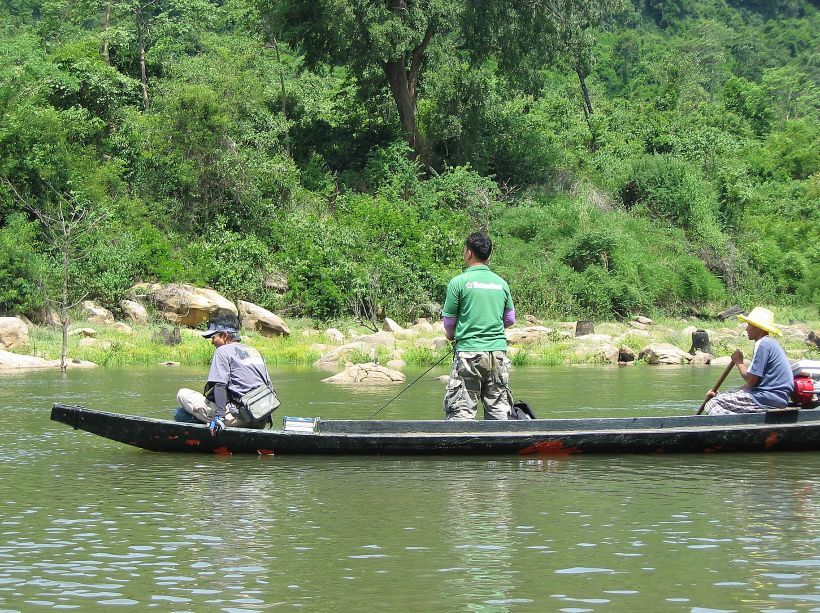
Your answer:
[239,385,281,422]
[509,401,536,420]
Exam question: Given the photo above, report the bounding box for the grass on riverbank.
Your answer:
[15,305,819,369]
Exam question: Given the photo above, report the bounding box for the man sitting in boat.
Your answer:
[174,315,275,434]
[442,231,516,420]
[703,307,794,415]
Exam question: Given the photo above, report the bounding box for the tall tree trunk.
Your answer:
[575,64,594,133]
[382,59,419,155]
[576,64,593,118]
[380,22,434,160]
[102,2,111,65]
[135,6,149,110]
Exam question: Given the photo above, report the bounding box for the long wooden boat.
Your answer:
[51,403,820,455]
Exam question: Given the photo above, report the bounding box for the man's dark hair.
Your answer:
[465,231,492,261]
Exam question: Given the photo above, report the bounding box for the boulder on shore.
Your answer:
[411,320,434,333]
[572,343,619,364]
[506,326,552,345]
[382,318,404,334]
[314,342,377,366]
[618,346,637,363]
[131,283,237,327]
[112,322,135,335]
[238,300,290,337]
[0,349,95,370]
[120,299,149,324]
[691,351,714,365]
[0,317,29,349]
[82,301,115,324]
[350,331,395,348]
[639,343,693,365]
[322,362,406,385]
[324,328,345,343]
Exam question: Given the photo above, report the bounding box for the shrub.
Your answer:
[0,213,47,314]
[188,223,275,305]
[69,228,143,308]
[619,155,725,246]
[563,230,617,272]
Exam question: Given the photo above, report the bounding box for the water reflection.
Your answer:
[1,366,819,610]
[439,463,519,608]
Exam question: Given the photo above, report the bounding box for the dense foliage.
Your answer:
[0,0,817,321]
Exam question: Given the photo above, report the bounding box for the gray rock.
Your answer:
[238,300,290,337]
[314,342,377,366]
[0,317,29,349]
[120,299,149,324]
[506,326,552,345]
[322,363,406,384]
[573,343,619,364]
[0,349,95,370]
[411,320,434,333]
[382,318,404,333]
[639,343,693,365]
[324,328,345,343]
[112,322,135,335]
[691,351,714,365]
[131,283,236,327]
[351,331,395,348]
[82,301,115,325]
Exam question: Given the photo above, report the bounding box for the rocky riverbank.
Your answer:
[1,284,818,380]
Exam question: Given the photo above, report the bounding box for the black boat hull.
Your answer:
[50,404,820,455]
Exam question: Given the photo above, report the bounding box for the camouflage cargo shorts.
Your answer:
[443,351,512,421]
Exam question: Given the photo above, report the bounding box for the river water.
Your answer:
[1,365,819,611]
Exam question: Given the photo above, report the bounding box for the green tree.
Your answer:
[267,0,618,159]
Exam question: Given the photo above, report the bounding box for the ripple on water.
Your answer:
[4,367,820,610]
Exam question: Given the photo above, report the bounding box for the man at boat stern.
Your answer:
[174,314,275,434]
[442,231,515,420]
[703,306,794,415]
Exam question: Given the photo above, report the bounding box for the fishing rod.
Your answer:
[367,346,454,420]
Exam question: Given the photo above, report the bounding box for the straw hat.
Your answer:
[737,307,781,336]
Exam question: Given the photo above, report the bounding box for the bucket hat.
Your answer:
[737,307,781,336]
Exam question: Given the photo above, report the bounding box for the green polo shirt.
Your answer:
[443,264,513,352]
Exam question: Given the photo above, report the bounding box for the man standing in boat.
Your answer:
[442,231,516,420]
[703,307,794,414]
[174,314,275,434]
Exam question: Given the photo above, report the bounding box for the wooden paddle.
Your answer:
[696,362,735,415]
